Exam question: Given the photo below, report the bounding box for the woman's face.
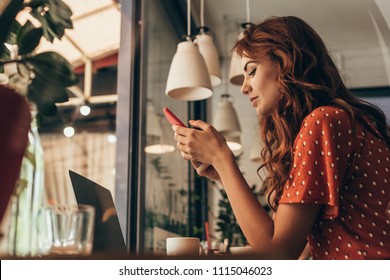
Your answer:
[240,56,280,118]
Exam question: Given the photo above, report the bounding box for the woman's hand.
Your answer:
[191,161,221,182]
[173,119,232,179]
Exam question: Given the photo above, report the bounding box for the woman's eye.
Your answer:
[248,68,256,76]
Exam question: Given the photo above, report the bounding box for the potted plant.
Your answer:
[0,0,78,256]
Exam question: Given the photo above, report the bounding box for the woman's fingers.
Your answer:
[196,163,209,175]
[191,161,209,176]
[189,119,210,131]
[191,161,201,169]
[172,125,190,136]
[173,120,221,164]
[176,137,190,153]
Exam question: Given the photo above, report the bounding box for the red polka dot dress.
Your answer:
[279,106,390,259]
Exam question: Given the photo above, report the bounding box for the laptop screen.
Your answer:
[69,170,127,254]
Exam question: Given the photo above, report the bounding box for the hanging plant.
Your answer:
[0,0,78,118]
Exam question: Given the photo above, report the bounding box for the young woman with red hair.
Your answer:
[173,16,390,259]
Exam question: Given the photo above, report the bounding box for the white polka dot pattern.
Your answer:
[279,106,390,259]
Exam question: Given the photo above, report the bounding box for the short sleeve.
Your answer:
[279,107,355,219]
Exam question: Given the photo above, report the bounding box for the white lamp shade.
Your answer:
[250,129,262,162]
[213,95,241,138]
[145,144,175,154]
[165,41,213,101]
[146,102,162,138]
[226,136,242,152]
[229,52,244,86]
[196,33,222,87]
[145,115,176,155]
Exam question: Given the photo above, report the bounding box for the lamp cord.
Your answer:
[246,0,250,23]
[187,0,191,38]
[223,15,230,94]
[200,0,204,28]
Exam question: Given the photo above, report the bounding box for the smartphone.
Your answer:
[163,107,186,127]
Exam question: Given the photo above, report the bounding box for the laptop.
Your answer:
[69,170,127,255]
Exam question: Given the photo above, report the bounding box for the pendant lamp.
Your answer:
[195,0,222,87]
[226,136,242,153]
[250,127,262,162]
[165,0,212,101]
[228,51,244,86]
[146,101,162,138]
[229,0,252,86]
[145,101,175,154]
[196,33,222,87]
[213,94,242,152]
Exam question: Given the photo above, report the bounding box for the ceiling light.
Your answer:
[145,102,175,154]
[250,127,262,162]
[213,94,241,138]
[145,144,175,154]
[107,134,117,144]
[228,51,244,85]
[196,33,222,87]
[63,126,75,138]
[165,0,212,101]
[146,101,162,139]
[213,94,242,152]
[80,104,91,116]
[229,0,252,86]
[226,136,242,152]
[195,0,221,86]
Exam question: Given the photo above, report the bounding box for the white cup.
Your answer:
[166,237,201,256]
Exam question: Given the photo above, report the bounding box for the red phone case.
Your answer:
[163,107,186,127]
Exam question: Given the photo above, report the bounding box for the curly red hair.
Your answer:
[233,16,390,210]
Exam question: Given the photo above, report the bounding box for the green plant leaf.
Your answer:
[17,21,43,55]
[26,52,78,87]
[0,43,11,73]
[29,77,69,104]
[30,72,70,94]
[47,0,73,29]
[25,51,77,116]
[24,0,45,9]
[6,72,29,95]
[0,44,11,59]
[16,62,29,77]
[5,20,22,44]
[30,10,53,42]
[28,84,67,117]
[29,0,73,42]
[0,0,24,43]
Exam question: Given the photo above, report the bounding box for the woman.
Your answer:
[173,16,390,259]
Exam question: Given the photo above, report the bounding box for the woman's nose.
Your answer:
[241,79,251,95]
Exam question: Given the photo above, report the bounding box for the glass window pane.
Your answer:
[142,0,190,255]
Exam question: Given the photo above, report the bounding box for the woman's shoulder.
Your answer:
[296,106,354,140]
[302,106,351,128]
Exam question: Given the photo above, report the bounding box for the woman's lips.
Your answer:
[250,96,258,107]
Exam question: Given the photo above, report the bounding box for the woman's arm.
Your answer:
[298,243,312,260]
[174,120,321,259]
[213,150,320,259]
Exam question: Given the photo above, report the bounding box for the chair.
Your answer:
[0,85,31,222]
